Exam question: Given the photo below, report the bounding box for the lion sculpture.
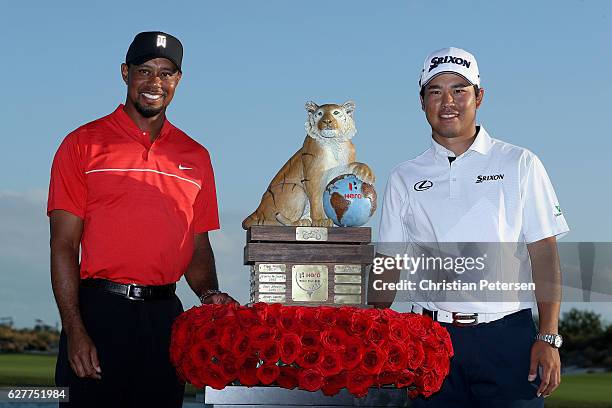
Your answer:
[242,100,375,229]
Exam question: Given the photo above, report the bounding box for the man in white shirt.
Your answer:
[374,47,569,407]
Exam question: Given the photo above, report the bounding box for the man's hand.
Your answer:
[67,328,102,379]
[528,341,560,398]
[201,292,238,305]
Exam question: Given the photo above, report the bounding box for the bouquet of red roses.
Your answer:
[170,303,453,398]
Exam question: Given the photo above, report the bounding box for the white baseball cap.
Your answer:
[419,47,480,88]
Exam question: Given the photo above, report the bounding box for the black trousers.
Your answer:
[412,309,544,408]
[55,286,185,408]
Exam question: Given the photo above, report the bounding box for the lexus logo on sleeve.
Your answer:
[414,180,433,191]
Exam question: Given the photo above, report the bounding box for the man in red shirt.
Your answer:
[48,31,234,408]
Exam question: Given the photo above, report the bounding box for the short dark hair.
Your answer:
[420,85,480,99]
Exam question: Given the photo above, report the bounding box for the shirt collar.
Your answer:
[431,125,494,159]
[111,104,174,147]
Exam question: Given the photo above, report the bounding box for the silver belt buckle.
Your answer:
[452,312,478,326]
[125,284,144,301]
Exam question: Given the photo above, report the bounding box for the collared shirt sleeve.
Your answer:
[520,153,569,243]
[47,131,87,219]
[377,170,407,255]
[193,150,220,233]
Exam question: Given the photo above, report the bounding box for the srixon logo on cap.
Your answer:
[156,35,167,48]
[429,55,471,72]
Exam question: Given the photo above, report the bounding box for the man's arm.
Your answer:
[50,209,101,379]
[184,232,236,304]
[527,236,562,398]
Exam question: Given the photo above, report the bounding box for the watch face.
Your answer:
[554,336,563,348]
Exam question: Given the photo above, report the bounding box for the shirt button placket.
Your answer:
[449,161,458,199]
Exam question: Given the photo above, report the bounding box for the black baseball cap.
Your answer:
[125,31,183,71]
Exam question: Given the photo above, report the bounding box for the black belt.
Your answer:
[81,278,176,301]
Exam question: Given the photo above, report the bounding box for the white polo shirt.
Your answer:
[378,126,569,313]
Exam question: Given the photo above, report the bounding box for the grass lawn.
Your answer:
[0,354,57,386]
[545,372,612,408]
[0,354,609,405]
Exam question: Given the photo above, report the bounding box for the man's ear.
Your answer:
[476,88,485,109]
[420,94,425,111]
[121,63,129,85]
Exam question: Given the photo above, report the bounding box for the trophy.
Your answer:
[242,101,377,307]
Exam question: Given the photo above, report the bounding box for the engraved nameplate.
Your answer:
[292,265,328,302]
[334,264,362,274]
[258,294,286,303]
[295,227,328,242]
[258,274,287,283]
[258,284,286,293]
[334,275,362,284]
[334,285,361,294]
[258,263,287,273]
[334,294,362,304]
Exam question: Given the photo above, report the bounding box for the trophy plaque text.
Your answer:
[245,226,373,306]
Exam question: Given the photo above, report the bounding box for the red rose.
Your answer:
[433,322,453,356]
[249,325,276,349]
[219,355,240,380]
[346,368,371,398]
[181,359,203,388]
[201,364,231,390]
[317,306,337,326]
[403,314,426,338]
[296,347,323,368]
[197,322,221,344]
[350,312,371,336]
[319,351,343,376]
[220,324,240,350]
[405,340,425,370]
[263,303,282,327]
[384,342,408,371]
[298,368,324,392]
[300,330,321,348]
[415,370,441,397]
[257,363,280,385]
[260,341,280,363]
[341,337,364,370]
[279,332,301,364]
[211,303,235,320]
[279,306,300,333]
[320,327,346,352]
[388,320,411,342]
[382,308,400,321]
[362,308,381,321]
[296,307,319,329]
[395,369,415,388]
[276,365,299,390]
[335,308,353,331]
[367,321,389,346]
[321,371,347,396]
[231,332,251,359]
[375,370,399,387]
[238,356,260,386]
[212,342,229,359]
[236,307,260,328]
[361,345,386,375]
[188,342,212,367]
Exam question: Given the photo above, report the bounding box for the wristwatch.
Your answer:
[535,333,563,348]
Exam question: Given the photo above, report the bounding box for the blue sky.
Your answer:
[1,0,611,326]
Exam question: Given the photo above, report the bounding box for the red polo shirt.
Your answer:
[47,105,220,285]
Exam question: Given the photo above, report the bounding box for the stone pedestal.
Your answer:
[200,386,409,407]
